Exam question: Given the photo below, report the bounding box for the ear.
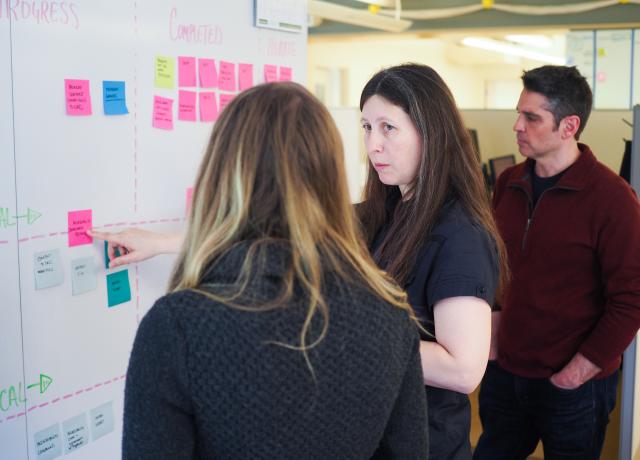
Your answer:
[560,115,581,140]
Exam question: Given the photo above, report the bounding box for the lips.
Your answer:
[374,163,389,170]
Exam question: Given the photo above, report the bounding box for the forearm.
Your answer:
[419,340,487,394]
[161,231,184,253]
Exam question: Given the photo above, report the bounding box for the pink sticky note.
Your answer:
[199,92,218,122]
[186,187,194,216]
[219,93,235,113]
[198,58,217,88]
[68,210,92,246]
[264,64,278,83]
[178,90,197,121]
[178,56,196,87]
[279,66,292,82]
[152,95,174,130]
[65,79,92,115]
[218,61,237,92]
[238,63,254,91]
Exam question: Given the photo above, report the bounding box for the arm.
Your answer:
[550,353,601,389]
[373,331,428,460]
[489,311,500,360]
[419,296,491,394]
[122,299,194,460]
[87,228,183,268]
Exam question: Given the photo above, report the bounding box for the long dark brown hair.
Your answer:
[358,63,508,295]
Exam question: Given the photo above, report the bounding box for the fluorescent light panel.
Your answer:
[462,37,566,65]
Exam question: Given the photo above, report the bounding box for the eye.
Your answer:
[361,123,371,132]
[383,122,396,133]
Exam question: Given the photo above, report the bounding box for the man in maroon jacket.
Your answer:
[474,65,640,460]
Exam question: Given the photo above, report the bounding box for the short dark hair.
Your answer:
[521,65,592,140]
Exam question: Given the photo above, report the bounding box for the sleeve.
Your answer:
[372,329,429,460]
[426,223,499,309]
[578,184,640,369]
[122,297,195,460]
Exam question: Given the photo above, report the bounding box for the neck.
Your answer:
[534,141,580,178]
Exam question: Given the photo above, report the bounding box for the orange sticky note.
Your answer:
[65,79,92,116]
[178,90,196,121]
[152,95,174,130]
[238,63,253,91]
[264,65,278,83]
[198,58,217,88]
[68,209,92,246]
[219,93,235,113]
[199,92,218,122]
[178,56,196,87]
[279,66,292,82]
[219,61,237,92]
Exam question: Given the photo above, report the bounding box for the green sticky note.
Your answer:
[104,241,121,269]
[106,270,131,307]
[155,56,175,89]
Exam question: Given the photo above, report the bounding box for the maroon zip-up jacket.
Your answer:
[494,143,640,379]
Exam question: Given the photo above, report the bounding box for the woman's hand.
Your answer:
[87,228,183,268]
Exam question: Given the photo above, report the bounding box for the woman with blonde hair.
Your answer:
[120,82,428,459]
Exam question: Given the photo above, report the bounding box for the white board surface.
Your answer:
[0,2,307,459]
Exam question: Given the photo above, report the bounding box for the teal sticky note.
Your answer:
[34,249,64,290]
[104,241,121,269]
[103,80,128,115]
[62,413,89,454]
[106,269,131,307]
[71,256,97,295]
[90,401,114,441]
[34,423,62,460]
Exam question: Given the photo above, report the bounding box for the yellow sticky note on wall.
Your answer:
[598,48,606,57]
[155,56,175,89]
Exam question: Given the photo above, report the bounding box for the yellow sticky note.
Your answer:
[155,56,175,89]
[598,48,606,57]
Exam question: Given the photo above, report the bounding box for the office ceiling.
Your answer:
[309,0,640,35]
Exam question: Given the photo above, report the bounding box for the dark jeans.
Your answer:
[473,361,618,460]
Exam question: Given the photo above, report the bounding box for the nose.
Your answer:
[513,114,524,132]
[366,130,383,155]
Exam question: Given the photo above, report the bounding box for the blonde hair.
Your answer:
[169,82,412,366]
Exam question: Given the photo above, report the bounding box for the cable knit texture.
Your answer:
[122,242,428,459]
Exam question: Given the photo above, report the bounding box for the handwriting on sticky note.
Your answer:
[68,210,92,247]
[199,92,218,122]
[106,270,131,307]
[65,79,92,116]
[264,65,278,83]
[152,95,174,130]
[155,56,175,89]
[178,90,196,121]
[178,56,196,87]
[279,66,292,82]
[218,61,236,92]
[238,63,253,91]
[219,93,235,113]
[199,58,218,88]
[34,249,64,290]
[103,81,128,115]
[71,256,97,295]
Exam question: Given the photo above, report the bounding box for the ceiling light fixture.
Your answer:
[308,0,412,33]
[504,34,553,48]
[461,37,566,65]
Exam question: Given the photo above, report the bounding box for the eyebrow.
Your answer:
[360,116,394,123]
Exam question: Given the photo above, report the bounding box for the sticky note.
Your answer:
[104,241,122,269]
[68,209,92,247]
[102,80,128,115]
[178,90,197,121]
[264,64,278,83]
[63,413,89,454]
[71,256,97,295]
[90,401,115,442]
[107,269,131,307]
[34,423,62,460]
[152,95,174,130]
[65,79,92,115]
[34,249,64,290]
[155,56,175,89]
[186,187,194,216]
[279,66,292,82]
[219,93,235,113]
[218,61,237,91]
[178,56,196,87]
[238,63,253,91]
[199,92,218,122]
[198,58,217,88]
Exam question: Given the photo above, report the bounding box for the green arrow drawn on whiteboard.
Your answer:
[12,208,42,225]
[26,374,53,394]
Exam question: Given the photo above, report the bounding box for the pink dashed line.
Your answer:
[39,402,49,408]
[28,405,37,412]
[129,221,139,225]
[16,412,25,418]
[7,415,16,421]
[18,238,29,243]
[63,393,73,400]
[115,222,126,226]
[139,221,147,224]
[120,375,126,380]
[103,379,113,385]
[51,398,61,404]
[104,224,114,228]
[84,387,93,392]
[60,231,68,235]
[172,218,180,222]
[149,220,158,224]
[30,234,45,240]
[74,389,84,396]
[0,240,8,244]
[48,232,59,237]
[159,219,169,222]
[94,383,103,389]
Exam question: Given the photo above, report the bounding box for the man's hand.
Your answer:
[550,352,601,390]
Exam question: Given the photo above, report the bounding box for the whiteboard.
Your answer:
[594,29,632,109]
[633,29,639,106]
[0,2,307,459]
[566,30,595,91]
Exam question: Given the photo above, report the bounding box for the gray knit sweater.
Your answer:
[122,243,428,459]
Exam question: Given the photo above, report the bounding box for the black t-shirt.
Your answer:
[532,166,565,206]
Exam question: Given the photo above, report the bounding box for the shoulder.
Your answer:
[432,201,494,250]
